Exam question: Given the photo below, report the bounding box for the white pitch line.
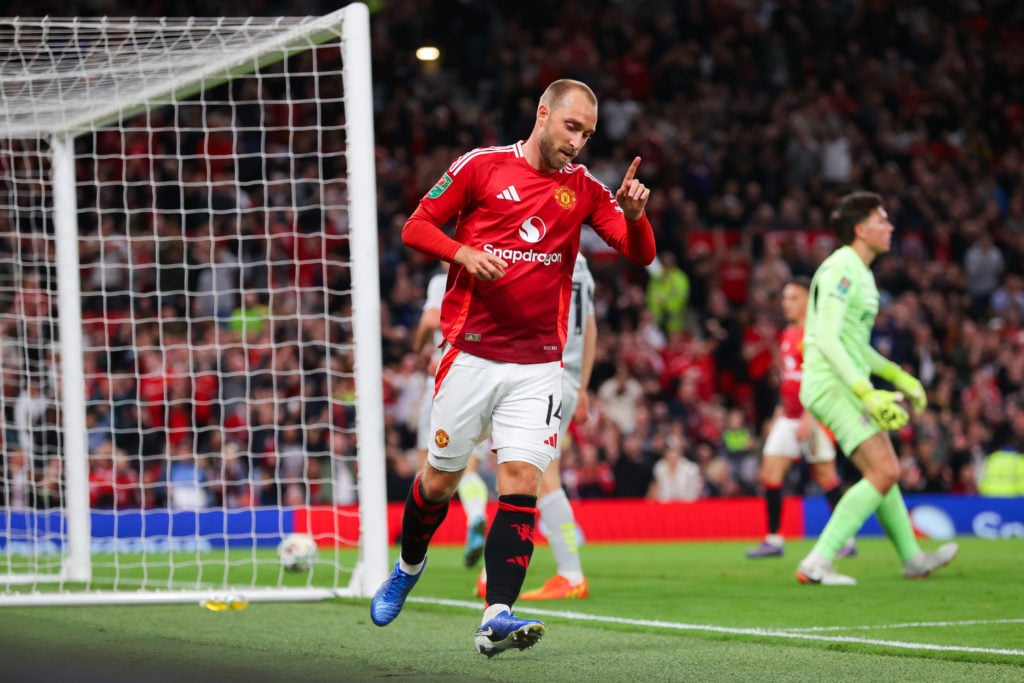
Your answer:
[780,617,1024,633]
[409,597,1024,657]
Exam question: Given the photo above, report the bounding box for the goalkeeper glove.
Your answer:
[851,380,909,431]
[888,369,927,413]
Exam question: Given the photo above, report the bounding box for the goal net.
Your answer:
[0,4,389,605]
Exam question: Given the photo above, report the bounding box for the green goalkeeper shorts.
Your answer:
[800,379,882,457]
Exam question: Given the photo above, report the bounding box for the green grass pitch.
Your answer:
[1,536,1022,682]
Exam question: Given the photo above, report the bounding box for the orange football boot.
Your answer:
[519,575,589,600]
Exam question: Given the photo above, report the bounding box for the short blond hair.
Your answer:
[539,78,597,111]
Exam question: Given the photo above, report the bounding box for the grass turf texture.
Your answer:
[1,537,1022,682]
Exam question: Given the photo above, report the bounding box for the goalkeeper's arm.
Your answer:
[810,277,911,430]
[814,330,914,430]
[865,346,927,413]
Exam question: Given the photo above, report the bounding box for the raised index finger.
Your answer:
[621,156,642,184]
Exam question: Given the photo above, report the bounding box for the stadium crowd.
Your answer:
[2,0,1024,510]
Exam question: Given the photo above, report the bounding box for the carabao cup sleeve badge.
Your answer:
[427,173,453,199]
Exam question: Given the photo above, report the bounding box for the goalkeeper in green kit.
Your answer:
[796,191,958,586]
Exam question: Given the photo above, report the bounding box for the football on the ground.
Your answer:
[277,533,318,571]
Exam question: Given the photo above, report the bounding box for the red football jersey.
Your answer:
[413,142,651,364]
[778,325,805,418]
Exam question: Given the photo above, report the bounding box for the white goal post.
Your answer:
[0,4,389,605]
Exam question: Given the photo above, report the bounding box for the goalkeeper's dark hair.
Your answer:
[786,275,811,290]
[829,191,884,245]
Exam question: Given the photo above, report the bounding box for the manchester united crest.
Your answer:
[434,429,450,448]
[554,185,577,210]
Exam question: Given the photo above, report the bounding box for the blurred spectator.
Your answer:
[645,252,690,334]
[331,432,359,506]
[611,432,654,498]
[383,426,415,503]
[722,408,758,492]
[228,290,270,341]
[167,440,210,510]
[112,447,142,508]
[647,443,702,502]
[1,447,31,508]
[702,450,743,499]
[596,361,644,435]
[749,240,793,299]
[86,404,112,453]
[88,440,117,509]
[34,456,62,509]
[214,441,252,508]
[742,309,778,425]
[188,234,239,323]
[565,442,615,500]
[991,274,1024,321]
[963,230,1004,317]
[13,378,47,462]
[978,446,1024,497]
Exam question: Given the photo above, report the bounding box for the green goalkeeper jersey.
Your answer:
[802,245,880,391]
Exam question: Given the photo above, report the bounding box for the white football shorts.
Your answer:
[556,373,582,447]
[762,415,836,464]
[427,345,562,473]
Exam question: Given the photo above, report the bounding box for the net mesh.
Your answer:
[0,13,367,597]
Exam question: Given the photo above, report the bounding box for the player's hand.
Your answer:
[890,369,927,413]
[573,388,590,425]
[795,414,813,443]
[852,381,909,431]
[454,245,507,281]
[615,156,650,222]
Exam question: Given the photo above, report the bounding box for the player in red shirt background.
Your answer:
[370,78,656,656]
[746,277,857,559]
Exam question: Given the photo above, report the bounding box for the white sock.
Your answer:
[483,603,510,623]
[539,489,584,580]
[805,549,827,565]
[398,558,424,575]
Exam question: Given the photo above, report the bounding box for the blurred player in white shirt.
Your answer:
[469,252,596,600]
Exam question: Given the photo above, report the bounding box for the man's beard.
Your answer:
[539,133,573,170]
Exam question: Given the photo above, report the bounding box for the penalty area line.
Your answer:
[409,597,1024,657]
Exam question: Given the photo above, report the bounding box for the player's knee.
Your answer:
[758,458,788,486]
[807,462,836,483]
[879,463,901,489]
[865,463,900,492]
[420,465,461,502]
[496,458,543,496]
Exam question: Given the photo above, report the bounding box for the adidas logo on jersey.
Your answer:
[496,185,521,201]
